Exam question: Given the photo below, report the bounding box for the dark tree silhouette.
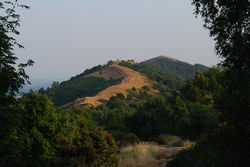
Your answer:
[0,0,33,162]
[192,0,249,72]
[0,0,33,106]
[168,1,249,166]
[192,0,250,130]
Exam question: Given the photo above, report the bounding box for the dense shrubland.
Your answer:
[88,68,222,145]
[0,64,219,166]
[0,91,119,166]
[0,64,218,166]
[1,66,222,166]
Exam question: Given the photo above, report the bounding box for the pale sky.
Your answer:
[15,0,219,85]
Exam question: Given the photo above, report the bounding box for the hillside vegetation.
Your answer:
[63,63,154,107]
[141,56,209,80]
[45,56,209,108]
[43,63,123,106]
[120,56,208,90]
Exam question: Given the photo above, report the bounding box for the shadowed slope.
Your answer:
[141,56,209,80]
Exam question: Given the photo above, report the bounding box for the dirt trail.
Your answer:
[64,63,152,107]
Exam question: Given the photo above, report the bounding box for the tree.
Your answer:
[0,0,33,157]
[191,0,250,130]
[168,1,250,166]
[0,1,120,166]
[192,0,249,72]
[0,0,33,104]
[0,91,119,166]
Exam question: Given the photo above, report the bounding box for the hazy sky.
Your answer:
[16,0,219,83]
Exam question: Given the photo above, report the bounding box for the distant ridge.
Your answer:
[140,56,209,80]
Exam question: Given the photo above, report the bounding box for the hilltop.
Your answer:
[140,56,209,80]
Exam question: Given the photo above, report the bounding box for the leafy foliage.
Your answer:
[0,91,119,167]
[168,1,250,166]
[168,127,250,167]
[192,0,249,72]
[89,68,222,145]
[0,1,34,165]
[0,2,119,166]
[191,0,250,126]
[0,0,33,104]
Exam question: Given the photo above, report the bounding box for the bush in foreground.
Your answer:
[118,142,161,167]
[0,91,119,167]
[167,128,250,167]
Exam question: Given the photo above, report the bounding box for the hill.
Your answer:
[119,56,209,91]
[44,63,123,106]
[44,61,154,107]
[63,62,153,108]
[44,56,209,107]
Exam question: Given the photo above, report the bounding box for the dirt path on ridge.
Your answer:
[64,63,152,107]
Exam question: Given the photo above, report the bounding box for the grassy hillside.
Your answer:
[44,64,122,106]
[44,57,209,106]
[70,63,154,107]
[119,56,209,92]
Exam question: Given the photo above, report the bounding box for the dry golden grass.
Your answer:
[66,63,154,107]
[118,142,162,167]
[118,140,194,167]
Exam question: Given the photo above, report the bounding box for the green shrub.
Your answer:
[142,85,150,91]
[0,91,119,167]
[172,139,184,147]
[168,128,250,167]
[132,87,136,91]
[157,135,184,147]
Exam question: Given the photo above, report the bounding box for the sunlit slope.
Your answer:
[46,56,208,108]
[63,63,153,108]
[45,64,123,106]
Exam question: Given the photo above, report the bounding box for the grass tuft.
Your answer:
[118,142,161,167]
